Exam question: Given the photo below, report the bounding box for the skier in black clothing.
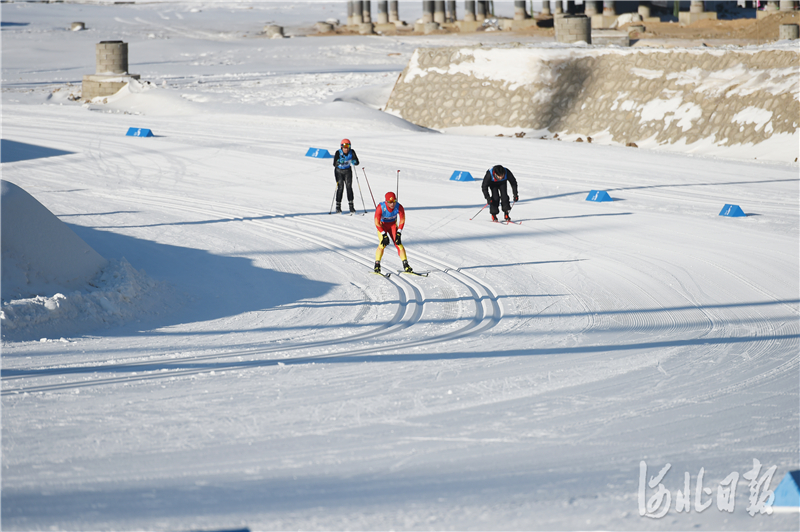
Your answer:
[481,165,519,222]
[332,138,360,214]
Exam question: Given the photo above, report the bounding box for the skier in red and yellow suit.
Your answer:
[374,191,413,274]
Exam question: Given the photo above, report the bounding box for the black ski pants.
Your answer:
[487,181,512,215]
[335,167,354,205]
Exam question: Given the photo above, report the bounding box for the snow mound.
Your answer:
[1,180,174,342]
[1,180,107,300]
[1,258,174,343]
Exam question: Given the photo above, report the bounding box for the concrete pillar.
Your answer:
[352,0,364,24]
[363,0,372,23]
[779,0,795,11]
[377,1,389,23]
[96,41,128,74]
[541,0,552,16]
[476,0,486,21]
[464,0,476,21]
[347,0,353,25]
[780,23,799,38]
[514,0,529,19]
[447,0,457,22]
[638,1,651,18]
[603,1,616,15]
[389,1,399,22]
[585,1,600,16]
[423,0,434,22]
[434,0,446,22]
[554,1,563,15]
[555,14,591,43]
[689,0,704,13]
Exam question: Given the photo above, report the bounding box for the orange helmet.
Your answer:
[341,139,351,147]
[385,192,396,203]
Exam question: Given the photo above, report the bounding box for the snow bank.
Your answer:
[1,180,107,300]
[1,180,173,342]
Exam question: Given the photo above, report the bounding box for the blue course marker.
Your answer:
[586,190,612,202]
[305,148,333,158]
[719,204,746,217]
[126,127,154,137]
[450,171,474,182]
[774,471,800,507]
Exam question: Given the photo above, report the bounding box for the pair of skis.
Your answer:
[373,269,429,279]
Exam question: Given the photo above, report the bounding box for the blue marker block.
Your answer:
[586,190,612,202]
[719,204,746,217]
[305,148,333,158]
[450,171,474,182]
[773,471,800,507]
[126,127,154,137]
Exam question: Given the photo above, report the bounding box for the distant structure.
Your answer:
[81,41,140,101]
[341,1,798,33]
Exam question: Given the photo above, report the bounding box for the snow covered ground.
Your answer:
[1,2,798,531]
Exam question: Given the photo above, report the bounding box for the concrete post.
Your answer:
[555,14,591,43]
[514,0,528,19]
[347,0,354,25]
[780,23,799,38]
[352,0,364,24]
[554,1,563,15]
[447,0,457,21]
[389,0,399,22]
[423,0,434,22]
[585,1,600,16]
[96,41,128,74]
[603,1,616,15]
[377,1,389,23]
[541,0,552,16]
[779,0,795,11]
[638,1,651,18]
[465,0,476,21]
[363,0,372,23]
[476,0,486,21]
[689,0,704,13]
[434,0,446,22]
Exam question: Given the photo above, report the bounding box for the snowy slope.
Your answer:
[1,2,798,531]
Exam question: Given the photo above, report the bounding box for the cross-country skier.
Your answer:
[332,138,360,214]
[374,191,413,274]
[481,165,519,222]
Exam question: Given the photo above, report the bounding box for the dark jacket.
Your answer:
[481,166,518,198]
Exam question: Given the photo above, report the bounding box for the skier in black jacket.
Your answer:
[332,138,360,214]
[481,165,519,222]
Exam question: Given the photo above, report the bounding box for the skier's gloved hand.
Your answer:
[513,194,519,203]
[381,233,390,247]
[395,231,402,246]
[484,196,490,204]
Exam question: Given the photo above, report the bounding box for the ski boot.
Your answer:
[491,213,498,222]
[403,260,413,273]
[335,203,342,214]
[349,202,356,214]
[374,261,382,274]
[504,211,511,222]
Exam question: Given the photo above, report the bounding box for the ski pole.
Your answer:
[329,183,337,214]
[396,169,400,201]
[362,167,377,208]
[469,203,489,220]
[353,169,368,214]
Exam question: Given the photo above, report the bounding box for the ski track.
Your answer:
[2,191,504,395]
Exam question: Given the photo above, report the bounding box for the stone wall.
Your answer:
[384,45,799,149]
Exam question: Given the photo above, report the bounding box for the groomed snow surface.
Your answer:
[2,2,798,531]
